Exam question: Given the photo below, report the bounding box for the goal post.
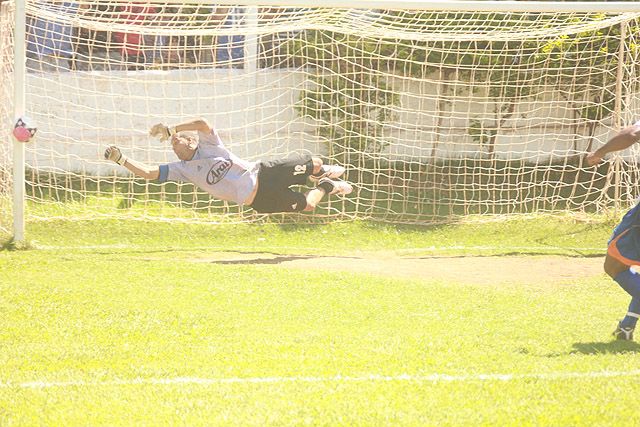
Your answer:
[12,0,26,242]
[4,1,640,240]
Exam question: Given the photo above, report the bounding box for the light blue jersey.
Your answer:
[157,130,259,205]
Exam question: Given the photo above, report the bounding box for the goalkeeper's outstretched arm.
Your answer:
[149,118,212,141]
[587,123,640,166]
[104,145,159,180]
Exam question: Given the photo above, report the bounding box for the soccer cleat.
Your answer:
[318,177,353,196]
[612,322,635,341]
[309,165,346,182]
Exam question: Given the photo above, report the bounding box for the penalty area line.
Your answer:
[3,370,640,389]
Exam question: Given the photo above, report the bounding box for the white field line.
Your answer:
[35,244,605,252]
[3,370,640,390]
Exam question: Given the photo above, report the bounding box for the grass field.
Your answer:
[2,216,640,425]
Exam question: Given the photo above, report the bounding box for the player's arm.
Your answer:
[149,118,212,141]
[104,146,159,180]
[587,124,640,166]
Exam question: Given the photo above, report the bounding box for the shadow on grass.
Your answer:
[275,221,445,233]
[200,252,366,265]
[0,237,36,251]
[570,341,640,355]
[205,255,317,265]
[543,340,640,357]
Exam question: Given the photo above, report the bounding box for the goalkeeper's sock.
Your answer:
[317,179,335,195]
[620,310,640,329]
[621,299,640,329]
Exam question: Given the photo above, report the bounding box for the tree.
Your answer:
[538,17,639,153]
[294,30,400,165]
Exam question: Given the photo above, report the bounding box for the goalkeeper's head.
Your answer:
[171,132,198,161]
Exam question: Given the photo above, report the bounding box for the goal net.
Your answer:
[3,1,640,229]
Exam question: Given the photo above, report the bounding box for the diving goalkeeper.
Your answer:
[104,118,352,213]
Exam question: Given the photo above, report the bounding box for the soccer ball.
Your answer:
[13,116,38,142]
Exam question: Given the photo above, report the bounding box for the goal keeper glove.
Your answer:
[104,145,127,166]
[149,123,176,142]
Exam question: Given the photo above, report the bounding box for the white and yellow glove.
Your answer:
[149,123,177,142]
[104,145,127,166]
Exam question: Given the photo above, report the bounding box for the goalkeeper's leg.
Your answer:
[309,162,346,182]
[304,178,353,211]
[606,234,640,339]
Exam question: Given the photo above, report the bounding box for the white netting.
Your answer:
[4,1,640,225]
[1,1,14,233]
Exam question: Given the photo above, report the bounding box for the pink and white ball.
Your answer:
[13,117,38,143]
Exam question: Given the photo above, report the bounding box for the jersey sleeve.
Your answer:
[198,129,224,148]
[157,161,188,183]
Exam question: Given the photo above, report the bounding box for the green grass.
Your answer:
[1,217,639,425]
[1,213,618,256]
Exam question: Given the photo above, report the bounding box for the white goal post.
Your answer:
[4,1,640,240]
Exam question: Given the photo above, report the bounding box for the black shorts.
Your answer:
[250,154,314,213]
